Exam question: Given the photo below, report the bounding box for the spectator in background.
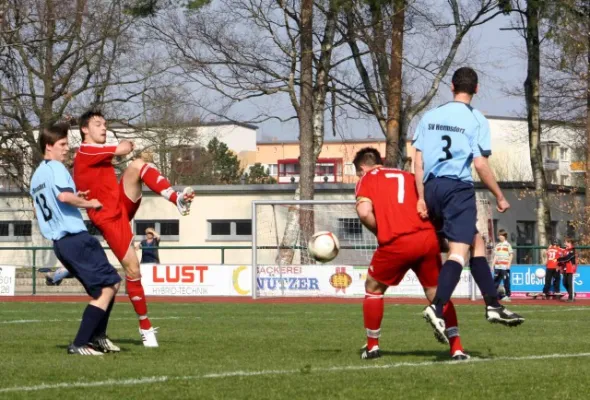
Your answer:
[136,227,160,264]
[492,229,513,302]
[542,239,562,298]
[558,238,577,302]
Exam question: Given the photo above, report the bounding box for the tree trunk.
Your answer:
[585,2,590,236]
[276,0,315,266]
[524,1,552,247]
[385,0,405,167]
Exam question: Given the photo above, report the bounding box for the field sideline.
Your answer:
[1,297,589,399]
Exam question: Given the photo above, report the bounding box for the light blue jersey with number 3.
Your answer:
[30,160,87,241]
[412,101,492,183]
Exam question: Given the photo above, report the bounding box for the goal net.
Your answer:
[252,200,374,298]
[251,198,495,299]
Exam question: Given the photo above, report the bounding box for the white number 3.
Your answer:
[385,173,405,203]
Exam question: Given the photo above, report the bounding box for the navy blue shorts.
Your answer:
[53,231,121,299]
[424,177,478,245]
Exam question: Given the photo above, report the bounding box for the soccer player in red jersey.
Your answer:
[73,110,195,347]
[542,239,562,297]
[558,238,577,302]
[354,147,468,361]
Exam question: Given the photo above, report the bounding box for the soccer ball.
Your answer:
[308,231,340,263]
[535,268,546,279]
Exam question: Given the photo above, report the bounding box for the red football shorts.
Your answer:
[93,177,142,261]
[368,229,441,288]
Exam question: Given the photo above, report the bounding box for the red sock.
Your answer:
[443,301,463,354]
[140,164,178,204]
[363,291,384,349]
[126,277,152,330]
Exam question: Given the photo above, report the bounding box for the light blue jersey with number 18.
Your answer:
[412,101,492,183]
[30,160,87,241]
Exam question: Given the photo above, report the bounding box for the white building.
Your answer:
[485,116,584,186]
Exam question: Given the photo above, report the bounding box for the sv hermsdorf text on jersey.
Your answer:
[428,124,466,134]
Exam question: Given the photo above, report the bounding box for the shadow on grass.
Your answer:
[365,349,490,362]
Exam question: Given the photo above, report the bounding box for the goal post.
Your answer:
[251,200,377,299]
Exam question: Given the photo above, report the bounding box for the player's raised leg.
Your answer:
[361,275,386,360]
[123,158,194,216]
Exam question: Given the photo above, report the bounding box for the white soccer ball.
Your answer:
[535,268,546,279]
[308,231,340,263]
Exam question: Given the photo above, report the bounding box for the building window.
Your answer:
[560,147,569,161]
[207,219,252,241]
[268,164,278,176]
[560,175,569,186]
[338,218,363,241]
[546,170,557,184]
[344,163,356,176]
[516,221,536,264]
[0,221,32,241]
[134,219,180,241]
[566,221,577,240]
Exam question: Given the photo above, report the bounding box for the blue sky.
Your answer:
[227,12,529,142]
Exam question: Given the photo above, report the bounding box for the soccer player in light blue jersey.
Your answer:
[412,67,524,343]
[30,122,121,355]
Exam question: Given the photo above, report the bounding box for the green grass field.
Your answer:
[1,301,589,399]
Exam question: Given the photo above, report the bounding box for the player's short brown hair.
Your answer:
[452,67,478,95]
[79,109,105,141]
[39,122,70,154]
[497,229,508,238]
[353,147,383,171]
[565,237,575,245]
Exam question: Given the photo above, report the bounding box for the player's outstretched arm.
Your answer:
[114,140,135,156]
[57,192,103,210]
[473,156,510,213]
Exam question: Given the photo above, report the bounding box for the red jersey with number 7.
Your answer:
[355,167,434,246]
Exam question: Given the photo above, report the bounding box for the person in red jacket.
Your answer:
[557,238,576,302]
[542,239,562,297]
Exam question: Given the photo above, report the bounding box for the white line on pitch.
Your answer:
[1,352,589,394]
[0,316,199,324]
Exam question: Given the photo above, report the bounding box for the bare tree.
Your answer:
[145,0,344,263]
[339,0,509,167]
[0,0,158,190]
[502,0,552,246]
[541,0,590,239]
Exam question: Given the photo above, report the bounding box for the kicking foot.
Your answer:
[486,305,525,326]
[423,305,448,345]
[360,344,381,360]
[176,187,195,216]
[139,327,159,347]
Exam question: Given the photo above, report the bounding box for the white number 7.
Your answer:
[385,173,405,203]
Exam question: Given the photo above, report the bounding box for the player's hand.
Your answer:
[77,190,90,199]
[89,199,103,210]
[118,140,135,155]
[496,196,510,213]
[417,199,429,219]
